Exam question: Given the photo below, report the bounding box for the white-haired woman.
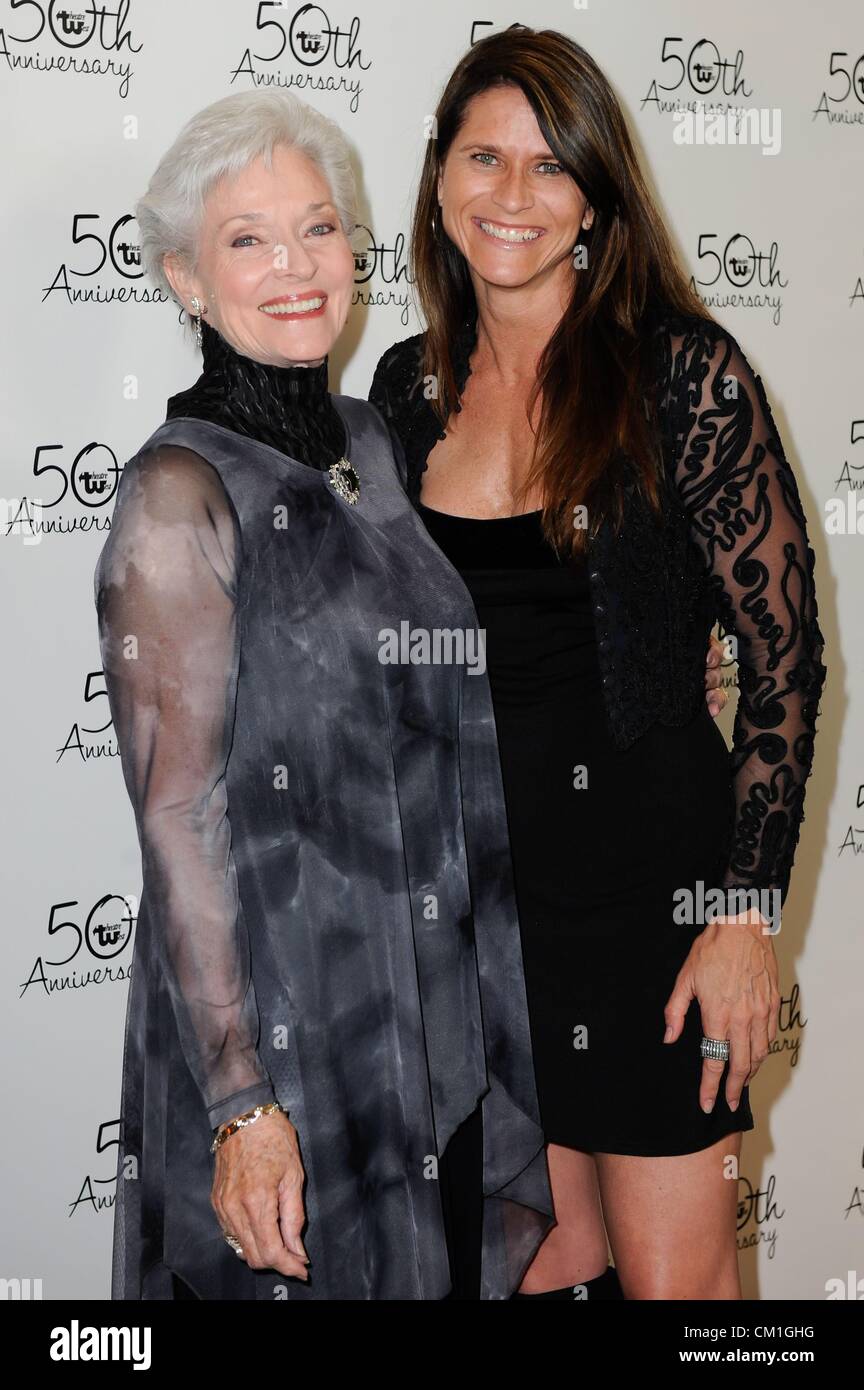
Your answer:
[96,89,554,1301]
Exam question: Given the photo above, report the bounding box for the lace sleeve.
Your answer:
[95,444,278,1132]
[663,321,827,911]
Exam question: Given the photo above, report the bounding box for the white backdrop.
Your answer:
[1,0,861,1301]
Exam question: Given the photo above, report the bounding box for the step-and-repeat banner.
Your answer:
[1,1,861,1300]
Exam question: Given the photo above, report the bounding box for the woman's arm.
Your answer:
[666,320,827,909]
[97,444,308,1277]
[661,320,827,1114]
[95,445,278,1132]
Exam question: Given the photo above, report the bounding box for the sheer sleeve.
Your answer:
[95,445,278,1132]
[663,322,827,909]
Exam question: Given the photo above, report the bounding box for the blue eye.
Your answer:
[309,222,336,235]
[537,162,563,175]
[232,235,258,248]
[472,152,498,166]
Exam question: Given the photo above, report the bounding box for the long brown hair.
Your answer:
[412,26,714,554]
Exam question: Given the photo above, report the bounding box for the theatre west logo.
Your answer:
[641,35,752,118]
[20,893,136,1002]
[771,982,806,1070]
[0,0,142,99]
[826,419,864,532]
[69,1118,123,1218]
[3,437,122,543]
[837,783,864,860]
[812,47,864,125]
[833,418,864,495]
[352,223,412,326]
[737,1170,785,1261]
[56,671,120,765]
[687,230,787,326]
[42,209,165,309]
[232,4,371,114]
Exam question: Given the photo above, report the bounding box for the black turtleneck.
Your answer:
[165,318,347,471]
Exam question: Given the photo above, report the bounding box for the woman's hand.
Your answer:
[211,1111,309,1280]
[704,634,728,719]
[663,913,781,1113]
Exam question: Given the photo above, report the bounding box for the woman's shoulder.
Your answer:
[646,305,757,407]
[372,330,426,377]
[96,434,238,598]
[121,429,233,513]
[650,305,746,362]
[369,332,428,417]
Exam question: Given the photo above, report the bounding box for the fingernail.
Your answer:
[663,1026,674,1042]
[702,1099,714,1113]
[729,1101,738,1112]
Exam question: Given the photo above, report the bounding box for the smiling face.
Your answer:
[436,85,594,298]
[163,143,355,366]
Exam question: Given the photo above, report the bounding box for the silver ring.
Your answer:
[701,1036,731,1061]
[223,1233,244,1258]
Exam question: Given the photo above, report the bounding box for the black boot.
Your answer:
[510,1264,624,1300]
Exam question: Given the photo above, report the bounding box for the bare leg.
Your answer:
[595,1133,743,1300]
[518,1142,609,1293]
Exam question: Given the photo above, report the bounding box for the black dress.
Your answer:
[418,502,754,1157]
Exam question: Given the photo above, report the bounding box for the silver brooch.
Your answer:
[328,457,360,505]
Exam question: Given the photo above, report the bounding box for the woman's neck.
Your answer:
[471,274,574,387]
[164,319,346,470]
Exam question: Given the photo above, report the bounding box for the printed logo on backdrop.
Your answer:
[231,3,370,114]
[0,0,142,98]
[43,209,163,308]
[737,1170,784,1261]
[837,783,864,859]
[772,982,806,1069]
[687,232,787,326]
[825,419,864,536]
[2,437,121,541]
[20,894,136,999]
[844,1146,864,1224]
[57,672,118,763]
[352,223,412,326]
[833,419,864,495]
[813,49,864,125]
[641,35,753,119]
[70,1120,122,1217]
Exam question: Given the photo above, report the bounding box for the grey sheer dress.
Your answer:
[95,324,553,1300]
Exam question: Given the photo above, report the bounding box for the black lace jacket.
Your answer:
[369,310,827,908]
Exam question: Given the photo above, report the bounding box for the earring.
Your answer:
[431,208,439,237]
[190,295,204,349]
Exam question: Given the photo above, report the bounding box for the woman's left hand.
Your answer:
[704,634,728,719]
[663,913,781,1113]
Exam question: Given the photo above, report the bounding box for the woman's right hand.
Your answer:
[211,1112,309,1280]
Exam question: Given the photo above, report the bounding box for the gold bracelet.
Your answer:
[210,1101,285,1154]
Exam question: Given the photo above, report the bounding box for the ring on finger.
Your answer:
[223,1232,245,1258]
[701,1035,730,1061]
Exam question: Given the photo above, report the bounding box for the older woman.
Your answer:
[370,27,826,1300]
[95,89,554,1301]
